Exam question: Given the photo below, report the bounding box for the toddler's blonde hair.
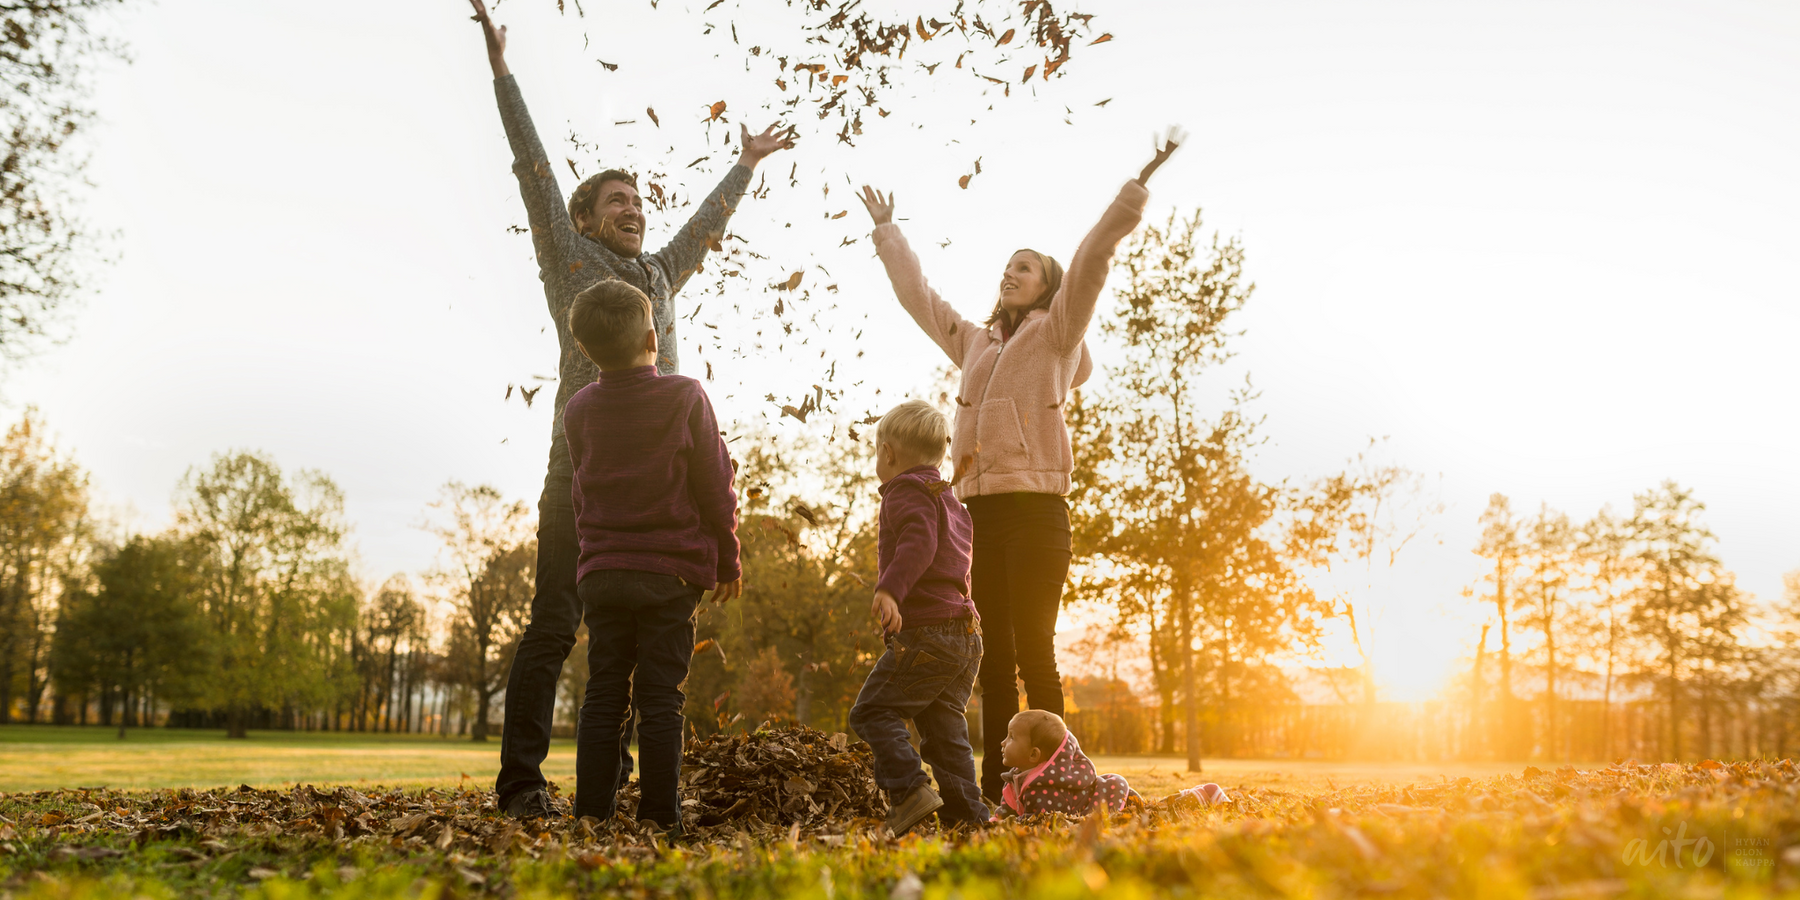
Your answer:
[876,399,950,467]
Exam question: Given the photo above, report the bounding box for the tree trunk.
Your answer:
[472,640,492,742]
[1181,592,1200,773]
[227,707,248,740]
[1470,624,1488,760]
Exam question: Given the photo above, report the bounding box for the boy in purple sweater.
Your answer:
[563,280,742,832]
[848,400,989,835]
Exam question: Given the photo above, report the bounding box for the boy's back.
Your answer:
[565,365,740,589]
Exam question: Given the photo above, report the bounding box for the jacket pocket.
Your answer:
[976,398,1029,464]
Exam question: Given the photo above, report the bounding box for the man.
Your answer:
[466,0,793,819]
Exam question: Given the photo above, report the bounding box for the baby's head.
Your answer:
[1001,709,1067,770]
[569,279,656,370]
[873,399,949,484]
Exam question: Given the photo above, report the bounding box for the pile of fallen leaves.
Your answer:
[616,725,888,830]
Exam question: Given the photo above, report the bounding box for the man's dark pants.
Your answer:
[847,619,989,826]
[574,569,700,826]
[494,467,632,809]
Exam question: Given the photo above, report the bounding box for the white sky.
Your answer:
[9,0,1797,700]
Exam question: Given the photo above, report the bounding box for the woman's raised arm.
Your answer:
[862,186,981,368]
[1043,130,1184,354]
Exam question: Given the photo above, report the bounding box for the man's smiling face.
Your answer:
[575,179,646,257]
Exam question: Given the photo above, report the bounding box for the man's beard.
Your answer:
[593,216,642,257]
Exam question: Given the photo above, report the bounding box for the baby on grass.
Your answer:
[993,710,1230,818]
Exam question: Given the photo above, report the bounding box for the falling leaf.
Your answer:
[792,501,819,526]
[996,28,1015,46]
[1094,97,1113,107]
[958,174,973,189]
[596,58,618,71]
[709,100,728,120]
[778,271,804,291]
[1022,64,1037,82]
[646,106,660,127]
[1090,32,1113,45]
[520,386,541,408]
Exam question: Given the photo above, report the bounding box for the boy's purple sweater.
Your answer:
[565,366,740,589]
[876,466,978,630]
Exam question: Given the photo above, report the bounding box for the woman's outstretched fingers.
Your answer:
[858,185,894,225]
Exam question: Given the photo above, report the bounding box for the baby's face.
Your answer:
[1000,717,1037,769]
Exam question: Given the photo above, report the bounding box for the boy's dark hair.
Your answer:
[568,169,639,223]
[569,280,653,369]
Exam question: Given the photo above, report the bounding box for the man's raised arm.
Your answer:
[648,123,795,294]
[470,0,578,283]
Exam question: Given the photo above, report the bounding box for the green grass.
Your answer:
[0,726,550,792]
[1,725,1539,795]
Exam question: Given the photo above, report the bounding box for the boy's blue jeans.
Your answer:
[848,619,990,825]
[574,569,701,826]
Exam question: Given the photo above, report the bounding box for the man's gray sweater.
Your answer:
[495,75,750,490]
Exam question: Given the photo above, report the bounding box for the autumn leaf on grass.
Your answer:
[646,106,660,127]
[708,100,728,120]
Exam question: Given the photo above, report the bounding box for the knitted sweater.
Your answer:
[494,75,751,481]
[871,181,1149,500]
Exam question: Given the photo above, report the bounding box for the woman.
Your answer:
[858,132,1181,799]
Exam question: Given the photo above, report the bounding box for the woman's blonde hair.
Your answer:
[876,399,950,467]
[984,249,1064,332]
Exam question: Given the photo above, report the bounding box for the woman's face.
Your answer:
[997,251,1047,313]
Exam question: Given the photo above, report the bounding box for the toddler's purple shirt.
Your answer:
[876,465,977,629]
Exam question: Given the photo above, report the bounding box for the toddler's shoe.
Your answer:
[884,784,944,836]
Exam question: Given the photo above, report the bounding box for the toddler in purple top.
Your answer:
[562,279,742,834]
[848,400,988,836]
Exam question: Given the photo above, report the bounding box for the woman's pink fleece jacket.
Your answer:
[871,180,1149,501]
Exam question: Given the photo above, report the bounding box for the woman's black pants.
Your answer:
[963,492,1072,800]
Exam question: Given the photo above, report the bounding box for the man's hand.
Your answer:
[710,578,742,604]
[468,0,509,78]
[858,186,895,226]
[871,589,903,636]
[1135,126,1187,186]
[737,123,797,169]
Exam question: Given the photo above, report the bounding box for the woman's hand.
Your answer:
[1135,126,1187,186]
[468,0,509,78]
[738,123,797,169]
[858,185,895,226]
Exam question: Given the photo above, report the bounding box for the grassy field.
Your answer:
[3,726,1793,898]
[1,725,1533,794]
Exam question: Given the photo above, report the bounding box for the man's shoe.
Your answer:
[884,785,944,837]
[504,789,555,820]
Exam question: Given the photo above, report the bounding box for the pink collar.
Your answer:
[1000,732,1071,814]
